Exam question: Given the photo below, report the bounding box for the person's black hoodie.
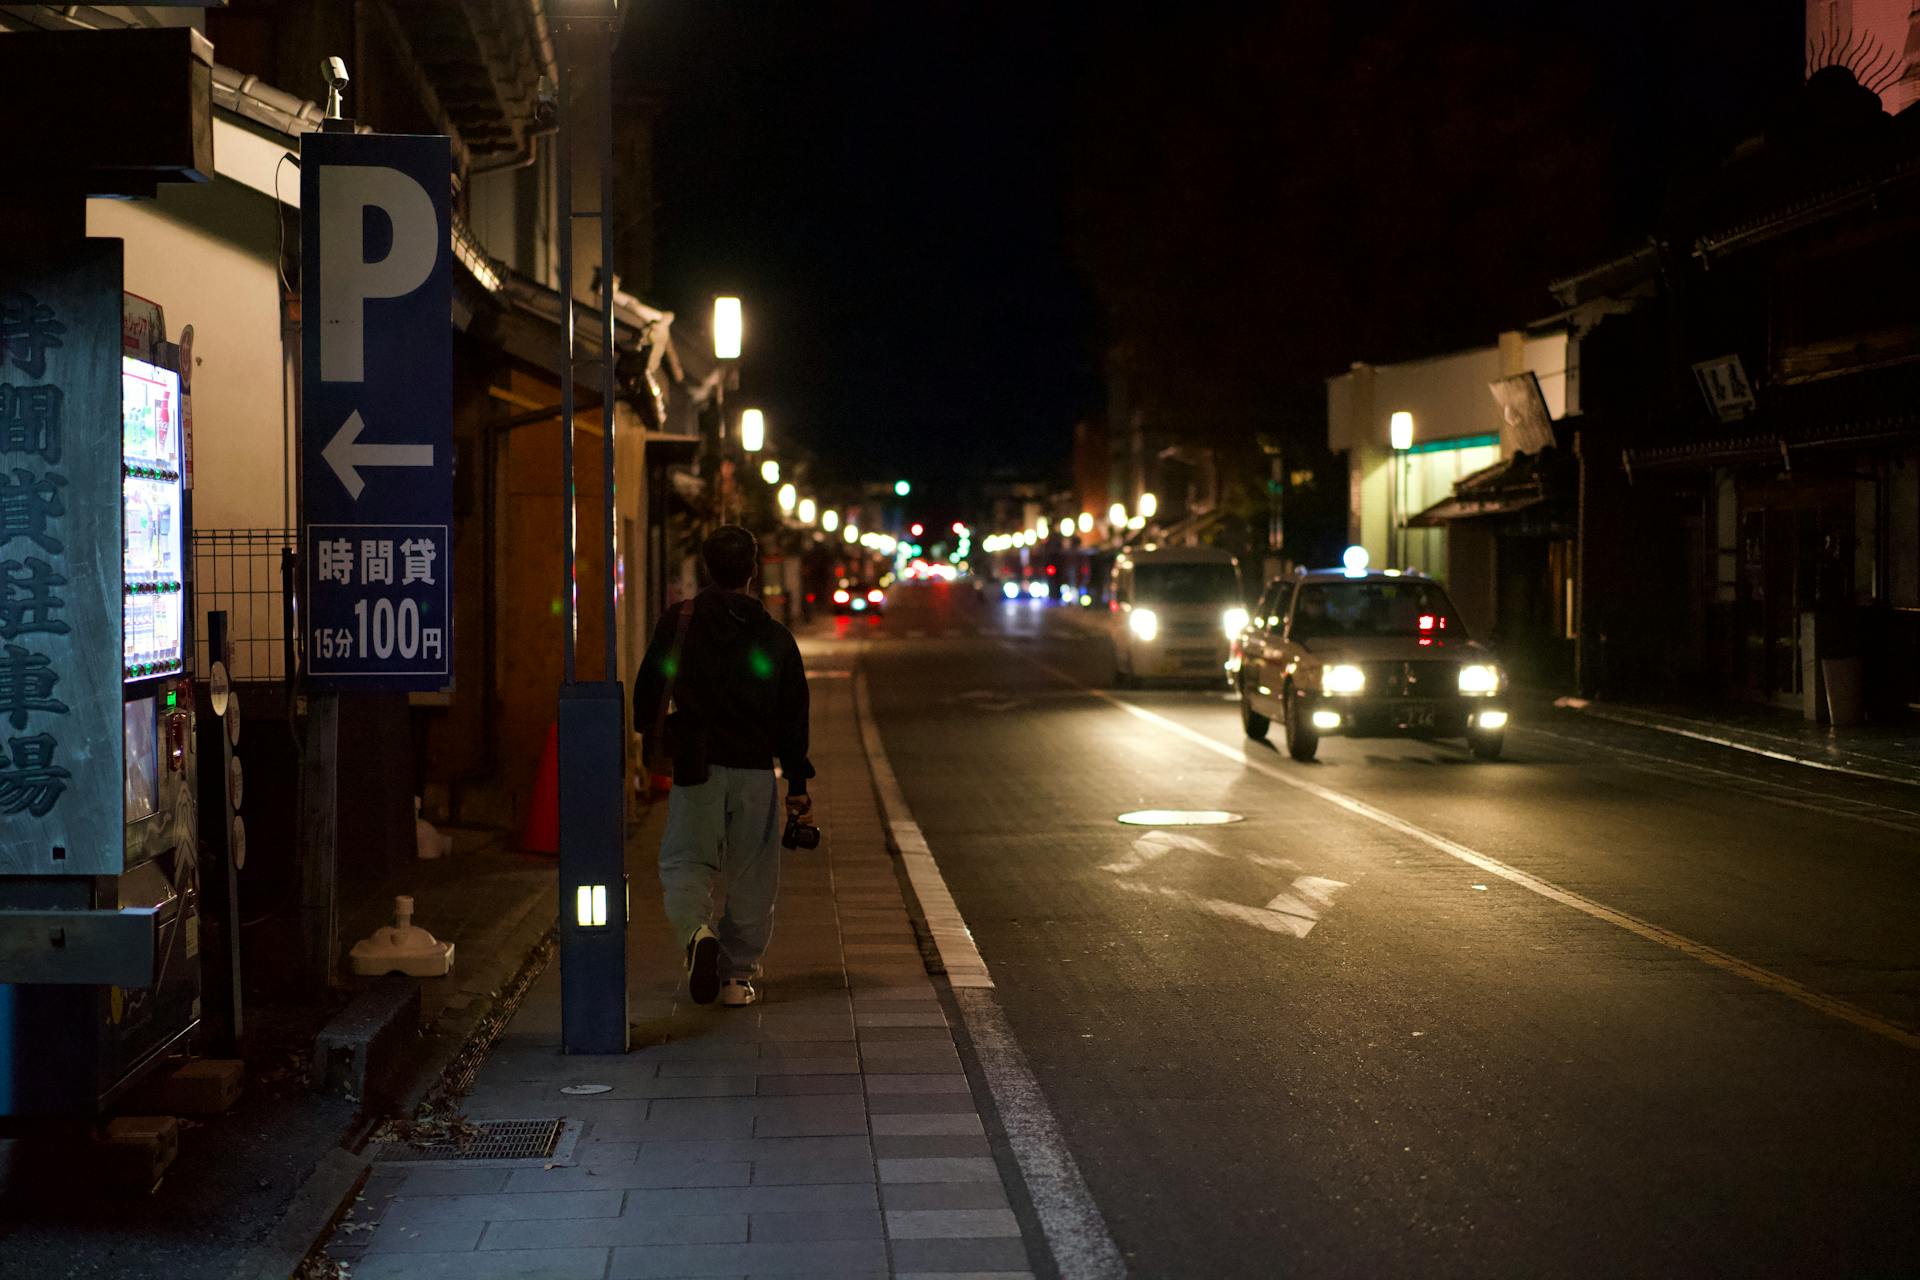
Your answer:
[633,586,812,791]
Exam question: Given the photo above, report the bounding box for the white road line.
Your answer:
[852,662,1126,1280]
[1033,658,1920,1055]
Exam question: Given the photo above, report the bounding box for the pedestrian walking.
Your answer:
[634,524,813,1007]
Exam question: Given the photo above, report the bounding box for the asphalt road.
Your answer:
[860,580,1920,1279]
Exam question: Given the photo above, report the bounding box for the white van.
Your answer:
[1108,545,1247,687]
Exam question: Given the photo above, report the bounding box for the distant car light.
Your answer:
[1002,580,1020,600]
[832,589,850,605]
[1128,608,1159,641]
[1322,664,1366,694]
[1458,664,1500,694]
[1477,710,1509,730]
[867,589,885,604]
[1311,709,1343,731]
[851,598,868,612]
[1027,581,1049,600]
[1222,606,1250,640]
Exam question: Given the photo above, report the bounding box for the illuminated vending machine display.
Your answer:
[110,353,201,1104]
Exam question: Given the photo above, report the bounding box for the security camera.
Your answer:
[323,56,350,120]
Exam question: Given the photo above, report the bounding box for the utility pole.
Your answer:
[555,0,629,1055]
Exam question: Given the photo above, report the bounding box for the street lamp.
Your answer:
[1390,411,1414,568]
[1077,512,1093,534]
[797,497,817,525]
[822,509,840,533]
[1058,518,1074,538]
[844,523,859,544]
[777,482,797,515]
[761,459,779,485]
[739,408,765,453]
[1109,502,1127,529]
[1139,491,1159,520]
[712,297,742,360]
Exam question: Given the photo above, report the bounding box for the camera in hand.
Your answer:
[782,815,820,851]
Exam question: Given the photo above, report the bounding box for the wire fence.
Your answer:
[193,528,297,684]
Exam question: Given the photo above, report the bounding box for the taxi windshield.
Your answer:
[1291,581,1461,639]
[1133,562,1240,605]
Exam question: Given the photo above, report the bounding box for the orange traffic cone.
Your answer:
[522,721,560,856]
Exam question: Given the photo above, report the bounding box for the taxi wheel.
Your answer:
[1468,729,1504,761]
[1240,686,1270,742]
[1283,691,1319,762]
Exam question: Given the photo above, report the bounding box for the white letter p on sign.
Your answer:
[319,166,439,383]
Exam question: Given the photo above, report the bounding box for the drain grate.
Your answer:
[376,1118,563,1163]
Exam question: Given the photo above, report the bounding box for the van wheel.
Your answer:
[1468,729,1504,761]
[1282,691,1319,762]
[1241,688,1270,742]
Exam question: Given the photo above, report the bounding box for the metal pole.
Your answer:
[557,24,577,684]
[597,33,618,675]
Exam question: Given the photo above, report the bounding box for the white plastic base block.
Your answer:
[350,895,455,977]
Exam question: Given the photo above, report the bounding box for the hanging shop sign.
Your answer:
[300,131,453,691]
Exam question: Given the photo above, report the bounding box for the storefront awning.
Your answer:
[1408,493,1546,527]
[1622,416,1920,476]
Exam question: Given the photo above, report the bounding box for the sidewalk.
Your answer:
[1540,693,1920,787]
[323,645,1041,1279]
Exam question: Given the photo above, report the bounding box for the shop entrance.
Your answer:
[1734,478,1853,708]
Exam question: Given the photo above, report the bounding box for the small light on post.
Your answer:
[1390,411,1415,451]
[822,509,841,533]
[798,497,817,525]
[760,459,780,485]
[739,408,765,453]
[1058,518,1075,537]
[1109,502,1127,528]
[1138,492,1159,520]
[777,483,797,514]
[1077,512,1094,534]
[575,884,609,928]
[712,297,743,360]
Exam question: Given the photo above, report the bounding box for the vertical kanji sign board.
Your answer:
[0,244,124,877]
[301,132,453,691]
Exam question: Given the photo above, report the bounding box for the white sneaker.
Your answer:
[719,979,757,1007]
[685,926,720,1005]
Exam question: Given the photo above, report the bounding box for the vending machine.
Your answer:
[0,315,201,1117]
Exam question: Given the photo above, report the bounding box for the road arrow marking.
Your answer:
[1103,830,1348,937]
[323,409,433,499]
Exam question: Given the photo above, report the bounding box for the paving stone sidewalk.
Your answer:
[326,641,1039,1279]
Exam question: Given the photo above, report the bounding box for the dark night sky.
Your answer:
[624,2,1801,494]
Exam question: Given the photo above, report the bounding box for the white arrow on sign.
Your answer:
[323,410,434,499]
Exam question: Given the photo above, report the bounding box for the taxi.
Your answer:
[1232,561,1509,761]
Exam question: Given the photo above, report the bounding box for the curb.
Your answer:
[224,1148,367,1280]
[1553,697,1920,789]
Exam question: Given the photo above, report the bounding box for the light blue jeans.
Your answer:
[660,766,782,979]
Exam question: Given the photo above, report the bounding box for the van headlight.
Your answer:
[1458,664,1501,694]
[1221,606,1249,640]
[1322,663,1366,694]
[1128,608,1159,641]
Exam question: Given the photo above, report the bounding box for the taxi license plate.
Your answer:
[1400,706,1436,730]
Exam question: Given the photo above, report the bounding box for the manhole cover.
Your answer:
[375,1118,563,1163]
[1116,809,1245,827]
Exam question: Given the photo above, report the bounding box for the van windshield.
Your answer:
[1291,580,1462,639]
[1133,562,1240,605]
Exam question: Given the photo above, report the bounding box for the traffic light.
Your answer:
[894,479,911,497]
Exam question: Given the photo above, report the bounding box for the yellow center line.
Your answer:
[1028,655,1920,1054]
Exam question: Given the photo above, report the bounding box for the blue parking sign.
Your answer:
[300,131,453,690]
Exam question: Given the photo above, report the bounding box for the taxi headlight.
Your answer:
[1221,606,1250,640]
[1458,663,1501,694]
[1322,663,1366,694]
[1128,608,1159,641]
